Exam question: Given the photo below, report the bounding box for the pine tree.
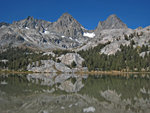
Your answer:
[71,61,77,68]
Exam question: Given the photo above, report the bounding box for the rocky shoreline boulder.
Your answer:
[57,53,84,67]
[27,60,72,73]
[27,57,87,73]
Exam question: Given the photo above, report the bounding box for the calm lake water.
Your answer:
[0,73,150,113]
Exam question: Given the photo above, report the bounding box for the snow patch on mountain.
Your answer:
[25,27,29,30]
[83,32,95,38]
[69,37,73,40]
[44,31,50,34]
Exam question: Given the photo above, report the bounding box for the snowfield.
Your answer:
[83,32,95,38]
[44,30,50,34]
[83,106,95,112]
[61,36,65,38]
[25,27,29,30]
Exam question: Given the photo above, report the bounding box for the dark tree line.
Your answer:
[0,47,52,71]
[78,43,150,71]
[0,43,149,72]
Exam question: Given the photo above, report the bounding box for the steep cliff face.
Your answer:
[52,13,85,38]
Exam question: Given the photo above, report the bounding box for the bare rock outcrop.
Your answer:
[57,53,84,67]
[27,60,72,73]
[52,13,85,38]
[95,14,127,34]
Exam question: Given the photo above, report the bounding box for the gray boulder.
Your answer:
[27,60,72,73]
[57,53,84,67]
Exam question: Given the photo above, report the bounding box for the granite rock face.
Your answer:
[12,16,52,33]
[27,59,86,73]
[52,13,85,38]
[57,53,84,67]
[27,60,72,73]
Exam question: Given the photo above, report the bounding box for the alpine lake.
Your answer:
[0,73,150,113]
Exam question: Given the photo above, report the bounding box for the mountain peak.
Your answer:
[61,12,72,17]
[52,13,84,38]
[106,14,122,23]
[107,14,118,18]
[12,16,52,33]
[26,16,34,21]
[95,14,127,32]
[58,12,74,22]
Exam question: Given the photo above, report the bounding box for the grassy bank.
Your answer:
[0,70,34,74]
[77,70,150,76]
[1,70,150,76]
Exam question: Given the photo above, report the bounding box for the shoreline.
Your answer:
[77,71,150,76]
[0,70,150,75]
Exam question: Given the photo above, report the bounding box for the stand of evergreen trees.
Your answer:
[78,43,150,71]
[0,43,150,72]
[0,47,52,71]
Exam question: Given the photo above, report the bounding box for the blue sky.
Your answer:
[0,0,150,29]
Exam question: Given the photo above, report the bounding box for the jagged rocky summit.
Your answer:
[95,14,127,31]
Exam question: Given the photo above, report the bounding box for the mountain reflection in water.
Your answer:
[0,73,150,113]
